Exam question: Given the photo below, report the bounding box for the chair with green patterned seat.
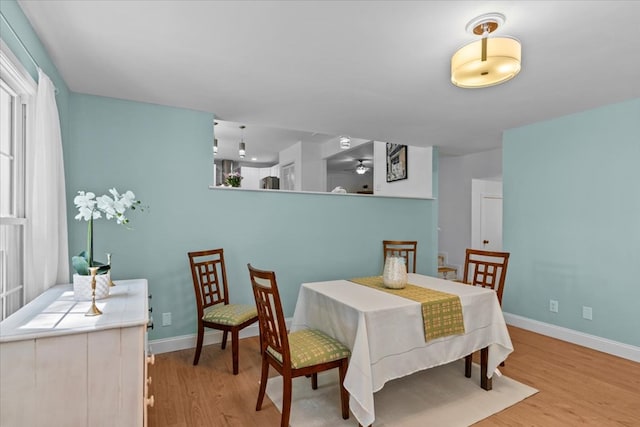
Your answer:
[188,248,258,375]
[247,264,351,427]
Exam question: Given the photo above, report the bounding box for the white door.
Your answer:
[480,195,502,251]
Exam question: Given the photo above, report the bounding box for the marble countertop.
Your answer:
[0,279,149,343]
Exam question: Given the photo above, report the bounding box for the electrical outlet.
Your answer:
[162,312,172,326]
[549,299,559,313]
[582,306,593,320]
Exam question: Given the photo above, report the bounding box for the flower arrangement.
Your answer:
[225,171,243,187]
[72,188,145,275]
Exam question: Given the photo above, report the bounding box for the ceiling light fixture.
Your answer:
[355,160,368,175]
[239,125,246,158]
[451,12,521,89]
[213,121,218,154]
[340,136,351,150]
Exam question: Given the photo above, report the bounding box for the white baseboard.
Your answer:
[503,312,640,363]
[149,318,291,355]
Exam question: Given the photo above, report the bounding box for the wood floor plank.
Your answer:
[147,326,640,426]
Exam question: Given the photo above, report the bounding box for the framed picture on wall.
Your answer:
[386,143,408,182]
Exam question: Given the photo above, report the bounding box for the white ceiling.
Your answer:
[16,0,640,156]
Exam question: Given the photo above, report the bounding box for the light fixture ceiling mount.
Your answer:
[465,12,505,35]
[339,136,351,150]
[451,12,521,89]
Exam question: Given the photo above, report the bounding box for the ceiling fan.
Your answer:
[343,159,371,175]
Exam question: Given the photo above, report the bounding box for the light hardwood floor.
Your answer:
[147,326,640,426]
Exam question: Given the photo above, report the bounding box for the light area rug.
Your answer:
[265,360,538,426]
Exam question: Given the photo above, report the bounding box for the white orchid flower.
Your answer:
[121,191,136,208]
[96,195,117,219]
[74,191,96,209]
[113,198,127,214]
[108,188,120,198]
[74,188,143,224]
[74,206,101,221]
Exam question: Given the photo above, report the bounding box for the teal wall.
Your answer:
[503,98,640,347]
[67,94,439,340]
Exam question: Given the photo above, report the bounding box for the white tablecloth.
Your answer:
[291,273,513,426]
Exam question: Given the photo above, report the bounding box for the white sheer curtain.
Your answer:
[24,69,69,303]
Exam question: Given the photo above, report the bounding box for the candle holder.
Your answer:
[107,253,115,287]
[85,266,103,316]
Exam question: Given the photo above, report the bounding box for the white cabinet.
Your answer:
[242,165,280,189]
[258,164,280,179]
[0,279,151,427]
[240,166,261,189]
[258,166,271,180]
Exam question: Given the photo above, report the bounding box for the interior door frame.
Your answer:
[471,178,503,250]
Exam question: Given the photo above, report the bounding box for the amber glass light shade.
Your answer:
[451,36,521,88]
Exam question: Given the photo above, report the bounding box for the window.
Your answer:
[0,42,35,320]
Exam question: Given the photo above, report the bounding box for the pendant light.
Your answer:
[451,13,521,88]
[213,121,218,154]
[239,125,246,158]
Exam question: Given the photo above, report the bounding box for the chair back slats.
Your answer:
[188,249,230,316]
[383,240,418,273]
[462,249,510,304]
[248,265,290,366]
[194,260,223,306]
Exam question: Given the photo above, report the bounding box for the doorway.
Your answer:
[471,178,503,251]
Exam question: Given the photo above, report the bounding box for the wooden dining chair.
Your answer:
[247,264,351,427]
[383,240,418,273]
[461,248,510,376]
[188,248,258,375]
[460,248,510,304]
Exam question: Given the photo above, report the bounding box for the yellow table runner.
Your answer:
[350,276,465,342]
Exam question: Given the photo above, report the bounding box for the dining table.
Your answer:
[291,273,514,427]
